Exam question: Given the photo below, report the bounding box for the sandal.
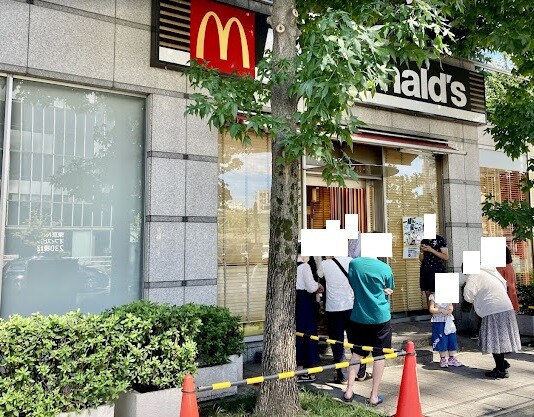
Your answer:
[357,371,373,382]
[366,395,384,406]
[342,392,354,402]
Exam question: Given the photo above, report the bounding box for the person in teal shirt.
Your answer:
[342,257,395,406]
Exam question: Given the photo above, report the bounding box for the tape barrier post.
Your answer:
[393,341,425,417]
[180,374,199,417]
[197,350,405,393]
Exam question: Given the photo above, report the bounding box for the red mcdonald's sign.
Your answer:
[190,0,256,77]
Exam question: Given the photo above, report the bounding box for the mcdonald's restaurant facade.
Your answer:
[0,0,532,359]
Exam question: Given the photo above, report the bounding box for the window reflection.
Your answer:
[0,78,4,176]
[385,149,439,312]
[217,132,271,323]
[1,80,144,317]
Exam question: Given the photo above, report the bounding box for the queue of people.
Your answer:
[295,239,395,405]
[295,234,522,406]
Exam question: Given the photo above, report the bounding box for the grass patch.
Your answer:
[200,390,386,417]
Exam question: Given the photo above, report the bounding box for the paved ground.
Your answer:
[243,321,534,417]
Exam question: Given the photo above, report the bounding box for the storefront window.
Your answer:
[0,80,144,317]
[384,149,439,312]
[0,77,4,177]
[217,132,271,326]
[480,167,533,285]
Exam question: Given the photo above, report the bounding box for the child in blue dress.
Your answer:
[429,293,463,368]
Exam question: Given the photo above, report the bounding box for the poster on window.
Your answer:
[37,231,65,254]
[402,217,423,259]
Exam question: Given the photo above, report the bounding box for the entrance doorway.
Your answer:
[306,185,369,232]
[302,142,385,235]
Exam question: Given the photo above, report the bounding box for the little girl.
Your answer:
[429,293,463,368]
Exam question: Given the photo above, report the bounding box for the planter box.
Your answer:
[114,355,243,415]
[114,388,181,417]
[58,404,114,417]
[517,314,534,336]
[196,355,243,401]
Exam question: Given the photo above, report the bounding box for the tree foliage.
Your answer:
[187,3,454,185]
[447,0,534,241]
[185,0,534,413]
[481,72,534,241]
[450,0,534,76]
[186,2,456,415]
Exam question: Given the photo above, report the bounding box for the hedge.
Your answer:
[0,300,242,416]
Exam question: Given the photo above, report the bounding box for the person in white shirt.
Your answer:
[322,256,369,384]
[463,265,521,378]
[296,245,324,382]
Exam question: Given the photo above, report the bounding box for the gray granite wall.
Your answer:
[0,0,271,306]
[0,1,484,318]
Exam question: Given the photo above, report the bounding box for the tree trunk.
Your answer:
[255,1,300,416]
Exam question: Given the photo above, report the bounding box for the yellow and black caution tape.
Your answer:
[296,332,400,354]
[197,350,407,392]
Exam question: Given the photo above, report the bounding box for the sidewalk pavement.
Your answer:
[243,320,534,417]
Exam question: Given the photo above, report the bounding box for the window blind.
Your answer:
[384,149,439,312]
[217,132,271,323]
[480,167,533,285]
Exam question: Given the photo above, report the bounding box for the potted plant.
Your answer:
[112,301,244,416]
[516,283,534,336]
[0,312,130,417]
[179,304,245,401]
[110,301,200,417]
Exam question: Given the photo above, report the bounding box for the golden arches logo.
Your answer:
[196,11,250,69]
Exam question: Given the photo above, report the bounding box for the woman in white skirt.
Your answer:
[463,265,521,378]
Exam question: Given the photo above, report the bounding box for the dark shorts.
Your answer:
[420,268,443,292]
[346,321,392,357]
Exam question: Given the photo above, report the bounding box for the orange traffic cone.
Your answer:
[393,341,425,417]
[180,374,199,417]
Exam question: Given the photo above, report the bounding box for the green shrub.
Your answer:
[0,311,130,416]
[0,301,242,416]
[107,301,243,371]
[104,300,200,392]
[517,283,534,315]
[179,304,244,367]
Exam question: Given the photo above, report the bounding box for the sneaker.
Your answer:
[484,368,509,379]
[448,357,464,367]
[297,374,316,383]
[439,357,449,368]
